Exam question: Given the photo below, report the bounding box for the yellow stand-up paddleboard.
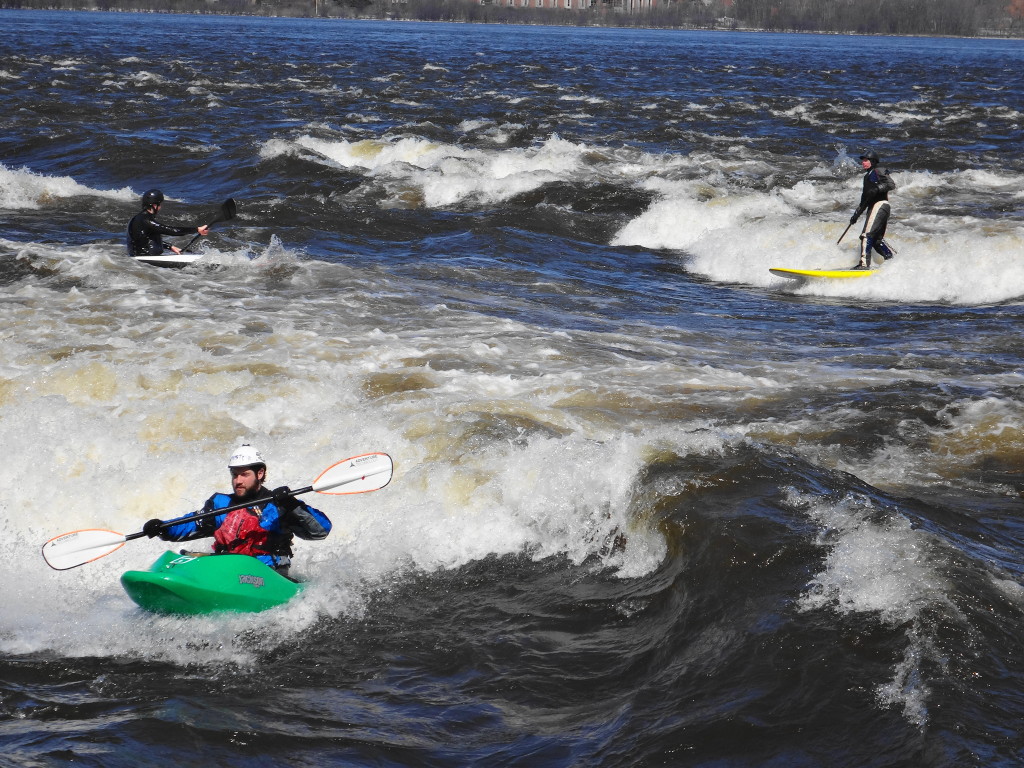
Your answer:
[769,267,879,279]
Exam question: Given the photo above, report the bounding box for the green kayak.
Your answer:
[121,551,302,615]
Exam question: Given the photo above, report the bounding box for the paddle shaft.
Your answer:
[127,483,316,541]
[181,198,236,253]
[837,220,854,244]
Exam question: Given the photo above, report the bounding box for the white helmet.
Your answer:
[227,443,265,468]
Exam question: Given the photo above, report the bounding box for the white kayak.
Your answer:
[132,253,206,269]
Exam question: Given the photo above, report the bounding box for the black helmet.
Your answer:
[859,150,880,166]
[141,189,164,208]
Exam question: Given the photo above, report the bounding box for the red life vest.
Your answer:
[213,507,270,556]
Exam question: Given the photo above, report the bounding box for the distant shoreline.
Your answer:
[2,2,1021,39]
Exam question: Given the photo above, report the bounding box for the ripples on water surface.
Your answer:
[1,11,1024,767]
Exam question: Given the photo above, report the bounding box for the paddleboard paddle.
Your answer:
[837,220,854,244]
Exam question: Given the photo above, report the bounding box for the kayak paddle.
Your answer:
[41,452,393,571]
[181,197,237,253]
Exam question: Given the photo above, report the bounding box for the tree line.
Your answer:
[2,0,1022,37]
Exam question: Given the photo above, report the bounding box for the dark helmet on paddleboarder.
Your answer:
[859,150,880,166]
[141,189,165,208]
[228,443,266,470]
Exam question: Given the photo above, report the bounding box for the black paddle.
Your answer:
[837,220,854,244]
[181,198,237,253]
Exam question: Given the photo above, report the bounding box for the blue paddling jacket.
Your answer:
[159,488,331,571]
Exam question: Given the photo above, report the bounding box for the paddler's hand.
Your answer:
[143,519,164,538]
[197,225,210,237]
[271,486,299,514]
[849,213,859,224]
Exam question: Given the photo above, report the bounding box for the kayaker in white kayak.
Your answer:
[126,189,211,258]
[142,444,332,578]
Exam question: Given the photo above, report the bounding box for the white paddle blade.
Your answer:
[313,452,393,495]
[42,529,128,571]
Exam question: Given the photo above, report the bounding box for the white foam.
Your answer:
[792,490,959,727]
[0,243,680,661]
[610,161,1024,304]
[265,134,689,210]
[0,163,136,210]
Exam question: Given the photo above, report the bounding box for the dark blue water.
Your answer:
[2,11,1024,767]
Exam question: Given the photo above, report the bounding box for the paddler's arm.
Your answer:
[271,486,332,540]
[165,224,211,255]
[851,176,871,223]
[144,219,211,254]
[877,168,896,193]
[142,495,227,541]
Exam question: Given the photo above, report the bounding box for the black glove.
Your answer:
[142,518,164,539]
[271,486,299,513]
[849,213,859,225]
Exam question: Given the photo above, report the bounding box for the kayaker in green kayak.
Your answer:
[142,444,332,578]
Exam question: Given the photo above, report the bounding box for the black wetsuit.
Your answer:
[126,211,199,257]
[853,166,896,266]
